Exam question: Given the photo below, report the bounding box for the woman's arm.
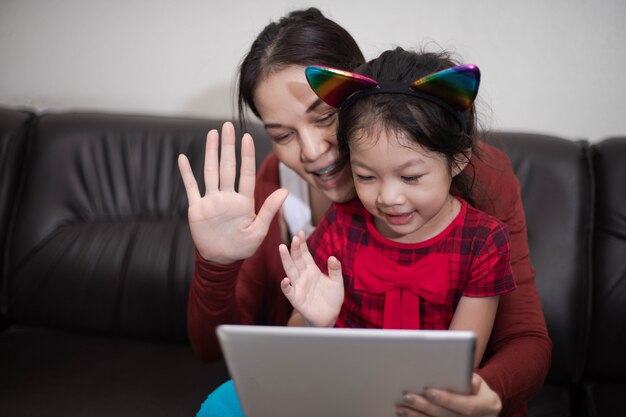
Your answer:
[186,178,292,361]
[180,124,290,361]
[471,143,551,414]
[187,251,264,361]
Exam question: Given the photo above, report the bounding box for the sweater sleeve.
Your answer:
[186,154,292,362]
[470,143,552,416]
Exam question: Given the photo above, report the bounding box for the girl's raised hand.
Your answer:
[178,122,288,264]
[279,231,344,327]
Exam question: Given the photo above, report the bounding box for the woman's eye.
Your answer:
[316,112,337,126]
[273,131,294,144]
[402,175,421,183]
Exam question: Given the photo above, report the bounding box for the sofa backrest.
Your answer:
[487,132,594,385]
[0,108,34,322]
[2,112,272,341]
[586,137,626,380]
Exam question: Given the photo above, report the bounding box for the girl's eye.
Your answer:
[402,175,421,183]
[355,174,375,182]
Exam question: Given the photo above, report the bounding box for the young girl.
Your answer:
[279,47,517,369]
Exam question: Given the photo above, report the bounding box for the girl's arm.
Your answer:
[287,310,307,326]
[448,296,500,368]
[396,295,503,417]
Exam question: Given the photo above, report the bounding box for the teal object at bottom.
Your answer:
[196,379,245,417]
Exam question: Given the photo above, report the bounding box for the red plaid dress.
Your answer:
[307,198,516,330]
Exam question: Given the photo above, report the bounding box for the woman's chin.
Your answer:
[310,165,354,201]
[330,188,356,204]
[323,179,357,203]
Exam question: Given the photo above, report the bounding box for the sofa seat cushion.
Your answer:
[0,325,229,417]
[528,384,574,417]
[584,382,626,417]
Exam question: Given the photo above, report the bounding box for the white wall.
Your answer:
[1,0,625,142]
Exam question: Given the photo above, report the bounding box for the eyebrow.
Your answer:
[306,98,324,113]
[263,99,325,130]
[351,158,426,170]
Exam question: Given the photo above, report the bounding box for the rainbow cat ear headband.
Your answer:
[304,64,481,129]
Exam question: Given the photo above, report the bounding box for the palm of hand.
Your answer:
[280,234,345,328]
[178,122,287,265]
[187,191,260,264]
[288,263,344,328]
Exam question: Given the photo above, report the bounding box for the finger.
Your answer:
[327,256,343,285]
[177,154,201,206]
[218,121,237,191]
[398,393,457,417]
[279,244,299,284]
[280,277,294,299]
[421,380,500,417]
[298,233,317,267]
[395,406,428,417]
[203,129,220,193]
[395,405,429,417]
[290,234,307,272]
[237,133,256,198]
[471,374,482,395]
[255,188,289,234]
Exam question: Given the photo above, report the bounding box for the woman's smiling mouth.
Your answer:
[309,160,350,189]
[313,161,344,179]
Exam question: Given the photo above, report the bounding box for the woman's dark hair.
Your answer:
[337,47,479,203]
[237,7,365,126]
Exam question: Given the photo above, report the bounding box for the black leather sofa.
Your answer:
[0,107,624,417]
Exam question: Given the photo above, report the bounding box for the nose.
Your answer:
[376,181,405,206]
[299,127,330,162]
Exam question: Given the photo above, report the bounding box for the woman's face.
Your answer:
[253,66,356,203]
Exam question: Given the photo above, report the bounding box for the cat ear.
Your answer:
[410,64,481,111]
[305,64,481,114]
[305,66,378,108]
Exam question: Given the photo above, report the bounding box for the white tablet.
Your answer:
[216,325,475,417]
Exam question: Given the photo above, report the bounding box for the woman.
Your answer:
[178,8,551,417]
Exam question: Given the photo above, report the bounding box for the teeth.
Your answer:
[315,162,338,175]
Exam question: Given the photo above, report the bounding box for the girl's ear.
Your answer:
[451,150,472,177]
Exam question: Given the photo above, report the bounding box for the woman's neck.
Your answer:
[308,185,332,227]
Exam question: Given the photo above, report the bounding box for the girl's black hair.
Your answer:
[237,7,365,127]
[337,47,478,204]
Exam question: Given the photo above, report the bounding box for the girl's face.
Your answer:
[350,129,462,244]
[253,66,356,203]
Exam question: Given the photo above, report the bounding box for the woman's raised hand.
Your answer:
[178,122,288,264]
[279,231,344,327]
